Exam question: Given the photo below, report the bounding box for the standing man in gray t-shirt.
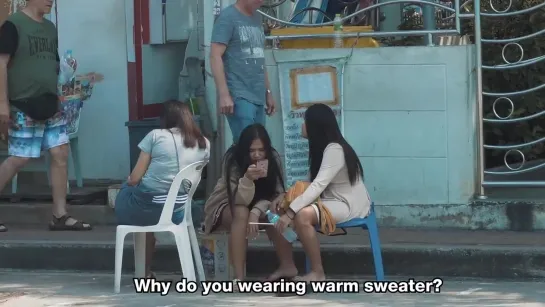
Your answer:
[210,0,276,142]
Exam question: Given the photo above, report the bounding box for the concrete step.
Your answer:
[0,202,117,226]
[0,175,113,204]
[3,183,545,231]
[0,200,206,226]
[1,226,545,279]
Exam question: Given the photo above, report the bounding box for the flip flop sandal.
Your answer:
[0,224,7,232]
[49,215,92,231]
[232,279,241,292]
[275,291,299,297]
[293,276,313,285]
[272,276,299,297]
[265,275,298,297]
[264,275,296,282]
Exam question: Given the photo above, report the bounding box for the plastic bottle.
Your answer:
[59,50,77,84]
[333,14,343,48]
[64,50,77,71]
[266,210,298,243]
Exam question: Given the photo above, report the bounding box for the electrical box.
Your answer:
[148,0,200,44]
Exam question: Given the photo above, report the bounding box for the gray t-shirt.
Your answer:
[211,5,266,105]
[138,128,210,194]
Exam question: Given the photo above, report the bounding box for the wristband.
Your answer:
[251,208,263,216]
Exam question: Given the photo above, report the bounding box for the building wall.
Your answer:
[57,0,188,180]
[57,0,130,180]
[220,46,477,208]
[57,1,478,210]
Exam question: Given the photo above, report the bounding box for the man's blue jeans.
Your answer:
[226,98,265,143]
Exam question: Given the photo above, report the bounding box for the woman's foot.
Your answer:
[232,279,242,292]
[294,271,326,282]
[0,224,7,232]
[265,266,298,281]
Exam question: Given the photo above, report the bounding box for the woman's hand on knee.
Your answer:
[269,194,285,214]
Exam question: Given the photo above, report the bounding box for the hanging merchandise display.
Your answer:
[213,0,221,19]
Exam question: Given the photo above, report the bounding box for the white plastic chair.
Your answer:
[114,160,208,293]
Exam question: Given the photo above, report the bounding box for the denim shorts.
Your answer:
[226,98,265,142]
[114,183,185,226]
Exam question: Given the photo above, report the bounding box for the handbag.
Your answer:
[10,92,59,121]
[281,181,310,211]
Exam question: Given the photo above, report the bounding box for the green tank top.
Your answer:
[7,12,58,101]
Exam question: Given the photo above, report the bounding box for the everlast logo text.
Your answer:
[28,35,57,60]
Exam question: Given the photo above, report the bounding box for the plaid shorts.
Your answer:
[8,110,69,158]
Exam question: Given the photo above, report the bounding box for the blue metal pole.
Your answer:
[422,0,436,45]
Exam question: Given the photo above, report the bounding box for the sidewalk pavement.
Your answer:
[1,226,545,278]
[1,271,545,307]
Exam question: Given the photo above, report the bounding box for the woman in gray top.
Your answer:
[115,100,210,278]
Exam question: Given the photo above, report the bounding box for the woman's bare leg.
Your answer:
[219,205,250,280]
[293,206,325,281]
[265,225,298,280]
[145,233,156,277]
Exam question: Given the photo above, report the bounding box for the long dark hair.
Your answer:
[223,124,285,207]
[160,100,206,149]
[305,103,363,185]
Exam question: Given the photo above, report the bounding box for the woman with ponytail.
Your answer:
[115,100,210,277]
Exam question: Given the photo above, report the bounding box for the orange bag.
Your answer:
[282,181,336,235]
[281,181,310,211]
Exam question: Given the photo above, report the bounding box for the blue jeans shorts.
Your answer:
[226,98,265,142]
[114,183,185,226]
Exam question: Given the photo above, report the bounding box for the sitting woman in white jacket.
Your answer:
[273,103,371,282]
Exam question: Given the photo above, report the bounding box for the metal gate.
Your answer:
[257,0,543,198]
[472,0,545,197]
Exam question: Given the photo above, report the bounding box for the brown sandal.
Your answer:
[0,224,7,232]
[49,215,92,231]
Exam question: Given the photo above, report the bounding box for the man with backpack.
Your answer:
[0,0,91,232]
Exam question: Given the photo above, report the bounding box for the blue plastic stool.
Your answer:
[304,202,385,280]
